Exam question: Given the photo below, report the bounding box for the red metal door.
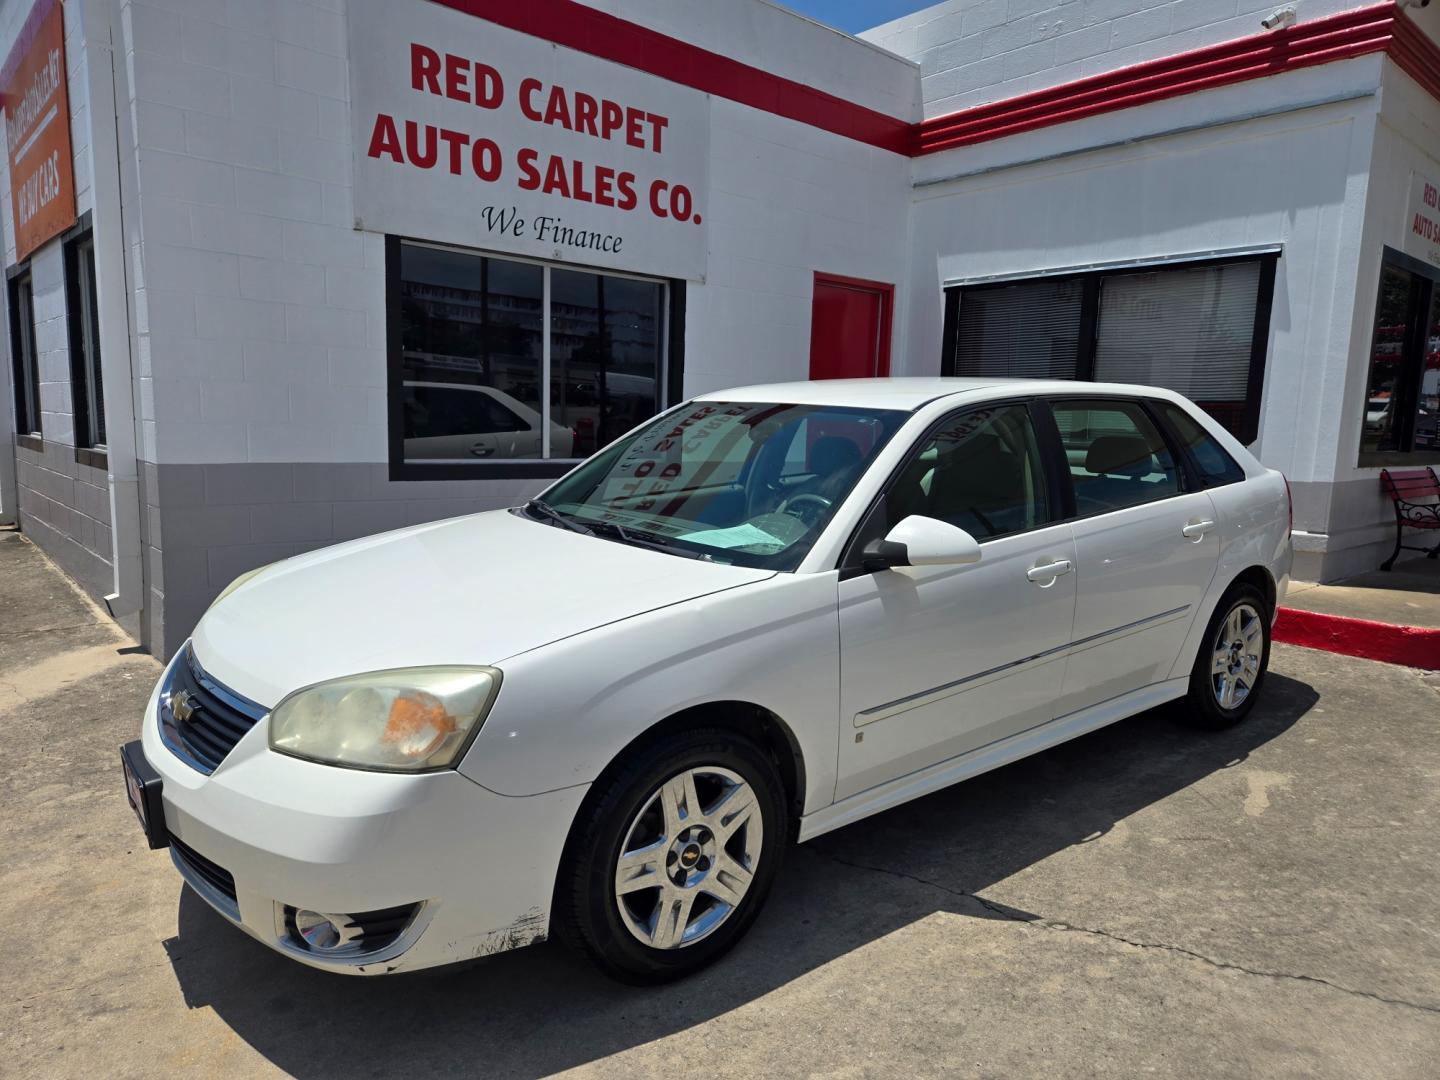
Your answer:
[809,273,893,380]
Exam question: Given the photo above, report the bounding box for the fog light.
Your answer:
[293,909,353,951]
[279,900,423,958]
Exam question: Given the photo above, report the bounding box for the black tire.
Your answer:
[554,727,788,983]
[1181,582,1271,730]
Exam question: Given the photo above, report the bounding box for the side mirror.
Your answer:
[862,515,983,570]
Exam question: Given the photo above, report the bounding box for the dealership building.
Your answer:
[1,0,1438,657]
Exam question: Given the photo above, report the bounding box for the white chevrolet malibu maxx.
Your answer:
[122,379,1291,982]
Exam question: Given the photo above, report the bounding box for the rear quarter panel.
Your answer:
[1166,469,1292,680]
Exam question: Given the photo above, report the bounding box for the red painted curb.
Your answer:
[1274,607,1440,671]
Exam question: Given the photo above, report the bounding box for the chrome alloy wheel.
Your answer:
[614,765,763,950]
[1210,601,1264,710]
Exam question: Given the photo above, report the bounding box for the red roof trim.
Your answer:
[916,3,1399,154]
[428,0,914,155]
[1389,6,1440,103]
[423,1,1440,158]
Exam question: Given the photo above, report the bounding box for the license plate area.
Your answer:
[120,741,168,850]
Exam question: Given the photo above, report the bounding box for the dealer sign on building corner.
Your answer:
[348,0,711,282]
[2,0,75,263]
[1407,171,1440,272]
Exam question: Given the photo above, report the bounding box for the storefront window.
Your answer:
[1359,251,1440,464]
[8,266,40,439]
[65,228,106,452]
[954,278,1082,380]
[390,239,670,476]
[943,254,1276,444]
[550,269,663,458]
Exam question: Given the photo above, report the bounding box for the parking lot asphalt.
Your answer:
[3,525,1439,1080]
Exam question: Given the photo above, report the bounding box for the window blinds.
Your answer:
[1092,261,1261,402]
[954,278,1082,380]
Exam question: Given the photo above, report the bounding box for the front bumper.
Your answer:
[137,673,588,974]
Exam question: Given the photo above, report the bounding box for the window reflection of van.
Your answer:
[1365,395,1392,435]
[1417,401,1438,448]
[402,381,575,460]
[554,372,658,455]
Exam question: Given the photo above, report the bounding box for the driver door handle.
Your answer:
[469,442,495,457]
[1181,519,1215,541]
[1026,559,1073,583]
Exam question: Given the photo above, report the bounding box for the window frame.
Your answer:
[385,235,685,481]
[839,391,1218,577]
[1357,245,1440,468]
[839,396,1066,573]
[940,251,1279,445]
[1151,398,1246,490]
[63,213,106,465]
[7,260,41,449]
[1043,395,1197,521]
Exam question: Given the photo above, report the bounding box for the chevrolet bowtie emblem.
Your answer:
[170,689,197,723]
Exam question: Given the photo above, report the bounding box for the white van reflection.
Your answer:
[402,381,575,461]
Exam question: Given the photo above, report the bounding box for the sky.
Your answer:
[776,0,938,35]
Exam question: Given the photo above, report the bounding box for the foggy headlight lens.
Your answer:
[268,667,501,771]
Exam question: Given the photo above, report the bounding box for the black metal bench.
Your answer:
[1380,467,1440,570]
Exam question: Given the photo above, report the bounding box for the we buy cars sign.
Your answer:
[1,0,75,262]
[348,0,710,281]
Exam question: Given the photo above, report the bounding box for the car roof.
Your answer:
[691,377,1188,412]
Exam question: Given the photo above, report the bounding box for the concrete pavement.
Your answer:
[1284,555,1440,629]
[3,526,1439,1079]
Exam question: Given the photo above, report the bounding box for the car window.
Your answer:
[1158,402,1245,487]
[403,385,526,438]
[880,403,1051,542]
[540,401,906,570]
[1051,399,1181,515]
[778,417,882,483]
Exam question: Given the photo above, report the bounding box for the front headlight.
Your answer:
[268,667,501,772]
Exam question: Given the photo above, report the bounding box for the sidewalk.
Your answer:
[1277,556,1440,670]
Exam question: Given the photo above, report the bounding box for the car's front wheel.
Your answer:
[1182,582,1271,729]
[555,728,788,983]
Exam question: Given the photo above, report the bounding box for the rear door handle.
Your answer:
[1182,519,1215,541]
[1026,559,1073,584]
[469,442,495,457]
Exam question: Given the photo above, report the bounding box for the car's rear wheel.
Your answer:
[1182,582,1271,729]
[555,728,787,983]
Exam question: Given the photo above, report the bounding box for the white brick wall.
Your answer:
[862,0,1370,118]
[114,0,383,466]
[688,98,913,393]
[582,0,922,120]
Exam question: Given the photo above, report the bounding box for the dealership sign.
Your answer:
[1407,171,1440,272]
[1,0,75,262]
[348,0,710,281]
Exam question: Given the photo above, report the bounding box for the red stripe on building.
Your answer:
[916,3,1399,154]
[427,1,1440,157]
[1389,7,1440,103]
[1273,607,1440,670]
[428,0,915,154]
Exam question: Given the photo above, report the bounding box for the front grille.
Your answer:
[282,902,423,957]
[170,833,238,904]
[159,647,267,774]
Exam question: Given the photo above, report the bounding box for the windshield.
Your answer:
[530,400,908,569]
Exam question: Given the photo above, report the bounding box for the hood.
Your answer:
[190,509,775,707]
